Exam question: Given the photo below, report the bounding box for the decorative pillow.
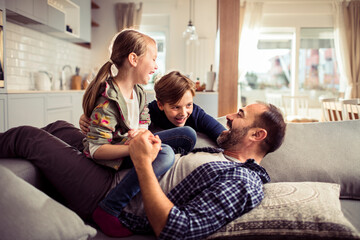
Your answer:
[207,182,360,240]
[0,165,97,240]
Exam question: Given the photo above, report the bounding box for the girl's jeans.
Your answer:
[98,126,197,217]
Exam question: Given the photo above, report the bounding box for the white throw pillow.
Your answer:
[0,165,97,240]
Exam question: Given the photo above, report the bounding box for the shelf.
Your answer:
[47,0,80,37]
[48,0,78,12]
[75,42,91,49]
[91,1,99,28]
[91,20,99,27]
[91,1,99,9]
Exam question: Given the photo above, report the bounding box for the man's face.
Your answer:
[216,125,250,149]
[157,90,194,127]
[217,103,267,149]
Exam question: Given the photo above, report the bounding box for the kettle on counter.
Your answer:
[34,71,52,91]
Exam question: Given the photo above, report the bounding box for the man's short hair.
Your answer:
[254,102,286,155]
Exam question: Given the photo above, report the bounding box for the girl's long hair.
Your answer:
[82,29,155,117]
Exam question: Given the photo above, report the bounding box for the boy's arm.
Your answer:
[79,114,90,134]
[193,104,226,142]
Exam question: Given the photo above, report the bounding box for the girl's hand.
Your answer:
[125,129,148,145]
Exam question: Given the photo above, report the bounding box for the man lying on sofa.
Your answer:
[0,102,286,240]
[81,102,286,239]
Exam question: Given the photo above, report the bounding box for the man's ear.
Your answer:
[250,128,267,142]
[157,100,164,111]
[128,52,138,67]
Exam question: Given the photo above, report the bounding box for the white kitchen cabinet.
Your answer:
[45,92,83,128]
[46,93,74,124]
[70,0,91,43]
[0,91,84,132]
[47,4,65,32]
[5,0,48,25]
[71,91,83,128]
[47,0,80,39]
[47,108,73,124]
[0,94,7,132]
[8,93,46,128]
[193,92,219,117]
[34,0,48,23]
[6,0,90,43]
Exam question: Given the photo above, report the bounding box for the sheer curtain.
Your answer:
[238,1,264,81]
[333,0,360,98]
[115,2,143,31]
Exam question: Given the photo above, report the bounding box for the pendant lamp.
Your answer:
[183,0,198,43]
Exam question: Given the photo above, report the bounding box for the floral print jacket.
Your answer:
[83,78,151,170]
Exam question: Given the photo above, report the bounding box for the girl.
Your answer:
[82,29,196,237]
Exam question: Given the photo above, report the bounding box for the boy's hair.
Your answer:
[154,71,196,105]
[83,29,155,117]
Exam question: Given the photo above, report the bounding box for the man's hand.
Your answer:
[124,128,148,145]
[128,130,174,237]
[129,130,162,169]
[79,114,90,134]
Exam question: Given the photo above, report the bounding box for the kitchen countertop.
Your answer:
[4,90,217,94]
[5,90,85,94]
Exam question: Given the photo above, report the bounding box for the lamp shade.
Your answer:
[183,21,198,41]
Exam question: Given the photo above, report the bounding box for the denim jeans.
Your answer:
[99,126,197,217]
[156,126,197,155]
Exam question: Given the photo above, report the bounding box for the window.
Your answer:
[241,32,292,90]
[139,31,167,90]
[140,14,169,90]
[299,28,339,95]
[240,28,340,109]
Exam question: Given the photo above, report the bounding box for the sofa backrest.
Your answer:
[262,120,360,200]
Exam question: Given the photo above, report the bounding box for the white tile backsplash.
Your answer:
[6,22,92,91]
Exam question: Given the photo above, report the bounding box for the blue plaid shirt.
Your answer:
[118,158,270,240]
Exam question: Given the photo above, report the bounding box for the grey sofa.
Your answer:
[0,119,359,240]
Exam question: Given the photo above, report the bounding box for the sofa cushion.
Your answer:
[0,165,97,240]
[262,120,360,199]
[208,182,360,240]
[0,158,45,188]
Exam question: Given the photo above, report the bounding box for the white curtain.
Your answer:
[333,0,360,98]
[115,2,143,32]
[333,1,352,98]
[238,2,264,81]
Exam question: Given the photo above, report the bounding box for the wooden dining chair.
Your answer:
[341,99,360,120]
[265,92,283,108]
[282,95,317,122]
[319,97,342,121]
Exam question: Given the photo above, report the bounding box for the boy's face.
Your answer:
[157,90,194,127]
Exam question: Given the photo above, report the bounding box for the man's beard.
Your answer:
[216,126,250,150]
